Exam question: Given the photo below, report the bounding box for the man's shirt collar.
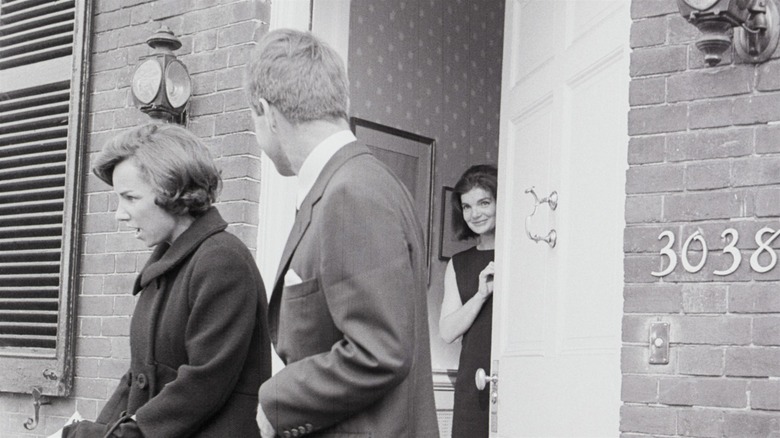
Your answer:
[296,130,357,209]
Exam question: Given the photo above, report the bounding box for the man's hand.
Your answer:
[256,405,276,438]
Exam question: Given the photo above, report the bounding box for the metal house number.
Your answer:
[652,227,780,277]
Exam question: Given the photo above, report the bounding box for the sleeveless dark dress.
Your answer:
[450,246,494,438]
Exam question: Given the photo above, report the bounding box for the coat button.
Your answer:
[136,373,147,389]
[305,423,313,433]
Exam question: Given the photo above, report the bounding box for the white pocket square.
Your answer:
[284,269,303,287]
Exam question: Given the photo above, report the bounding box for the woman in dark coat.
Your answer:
[64,123,271,437]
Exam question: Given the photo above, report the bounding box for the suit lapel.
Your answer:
[271,142,370,292]
[268,143,372,340]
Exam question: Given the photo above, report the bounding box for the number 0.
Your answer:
[681,231,707,273]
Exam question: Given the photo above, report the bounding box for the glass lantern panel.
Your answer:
[165,61,191,109]
[683,0,719,10]
[132,59,162,104]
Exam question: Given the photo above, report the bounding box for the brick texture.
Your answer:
[0,1,269,435]
[623,0,780,435]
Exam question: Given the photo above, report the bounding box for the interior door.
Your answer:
[491,1,629,436]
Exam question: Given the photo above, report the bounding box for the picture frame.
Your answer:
[350,117,436,263]
[438,186,476,260]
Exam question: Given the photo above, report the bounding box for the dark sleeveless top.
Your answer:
[450,246,494,438]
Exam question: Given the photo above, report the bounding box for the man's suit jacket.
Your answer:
[259,143,439,437]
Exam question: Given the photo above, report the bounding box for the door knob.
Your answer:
[475,368,498,391]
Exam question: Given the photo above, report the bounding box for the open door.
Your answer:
[489,1,629,436]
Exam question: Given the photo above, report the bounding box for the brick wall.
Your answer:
[0,1,269,436]
[623,1,780,437]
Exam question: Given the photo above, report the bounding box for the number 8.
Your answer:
[750,227,780,273]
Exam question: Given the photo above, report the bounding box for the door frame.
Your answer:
[255,0,352,288]
[255,0,352,375]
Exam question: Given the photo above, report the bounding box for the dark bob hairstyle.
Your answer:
[450,164,498,241]
[92,123,222,217]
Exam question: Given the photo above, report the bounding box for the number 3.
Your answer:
[714,228,740,276]
[651,230,677,277]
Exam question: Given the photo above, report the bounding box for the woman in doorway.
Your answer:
[440,164,497,438]
[63,123,271,437]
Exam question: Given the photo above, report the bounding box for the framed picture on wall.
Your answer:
[350,117,436,263]
[438,186,476,260]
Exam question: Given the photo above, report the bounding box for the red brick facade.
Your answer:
[623,1,780,436]
[0,1,268,435]
[3,0,779,436]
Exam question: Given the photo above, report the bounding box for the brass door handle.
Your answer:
[524,187,558,248]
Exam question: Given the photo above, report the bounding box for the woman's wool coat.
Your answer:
[96,208,271,437]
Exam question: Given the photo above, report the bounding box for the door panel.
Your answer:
[504,99,554,356]
[492,1,629,436]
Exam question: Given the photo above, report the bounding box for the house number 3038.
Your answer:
[651,227,780,277]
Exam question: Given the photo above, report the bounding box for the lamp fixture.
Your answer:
[131,25,191,124]
[677,0,780,66]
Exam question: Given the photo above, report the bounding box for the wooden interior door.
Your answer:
[490,1,630,436]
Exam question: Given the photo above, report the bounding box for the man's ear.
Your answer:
[258,98,278,132]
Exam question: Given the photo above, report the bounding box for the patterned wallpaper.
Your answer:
[349,0,504,369]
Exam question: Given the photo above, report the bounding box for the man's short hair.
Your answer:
[92,123,222,217]
[245,28,349,125]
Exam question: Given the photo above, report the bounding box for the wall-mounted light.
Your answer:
[131,25,191,124]
[677,0,780,66]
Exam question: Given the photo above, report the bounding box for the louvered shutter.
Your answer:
[0,0,91,396]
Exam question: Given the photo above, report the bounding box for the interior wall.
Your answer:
[348,0,504,370]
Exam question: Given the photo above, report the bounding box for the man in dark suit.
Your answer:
[245,29,439,438]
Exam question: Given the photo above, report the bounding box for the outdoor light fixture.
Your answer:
[677,0,780,66]
[131,25,191,124]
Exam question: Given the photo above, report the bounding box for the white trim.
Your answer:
[255,0,351,375]
[255,0,313,377]
[312,0,351,66]
[255,1,352,288]
[255,0,312,290]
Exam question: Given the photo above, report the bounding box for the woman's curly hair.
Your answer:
[92,123,222,217]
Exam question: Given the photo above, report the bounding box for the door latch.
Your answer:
[475,360,500,433]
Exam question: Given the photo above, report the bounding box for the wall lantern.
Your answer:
[131,25,191,124]
[677,0,780,66]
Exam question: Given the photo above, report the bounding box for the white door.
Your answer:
[491,0,629,436]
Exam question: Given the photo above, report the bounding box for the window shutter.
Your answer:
[0,0,75,70]
[0,0,90,396]
[0,81,70,351]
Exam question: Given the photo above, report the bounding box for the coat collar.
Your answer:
[272,142,371,290]
[133,207,228,294]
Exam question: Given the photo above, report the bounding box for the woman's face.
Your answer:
[112,159,184,247]
[460,186,496,236]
